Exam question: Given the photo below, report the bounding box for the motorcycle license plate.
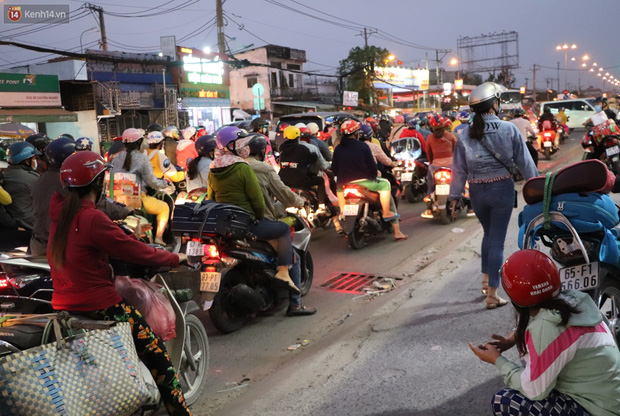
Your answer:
[436,184,450,195]
[558,262,599,291]
[606,146,620,157]
[401,172,413,182]
[200,271,221,292]
[543,141,552,147]
[343,204,359,216]
[186,240,204,256]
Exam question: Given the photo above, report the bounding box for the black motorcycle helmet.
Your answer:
[248,134,268,161]
[25,133,51,154]
[195,134,217,158]
[146,123,163,133]
[250,117,269,133]
[45,137,76,169]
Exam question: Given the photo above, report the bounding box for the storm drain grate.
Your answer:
[321,272,392,293]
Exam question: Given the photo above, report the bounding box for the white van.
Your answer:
[538,98,597,129]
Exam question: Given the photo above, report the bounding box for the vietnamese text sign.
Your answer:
[343,91,359,106]
[5,5,69,24]
[374,67,429,90]
[0,73,61,107]
[0,92,61,107]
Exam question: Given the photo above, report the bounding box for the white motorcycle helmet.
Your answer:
[468,82,506,113]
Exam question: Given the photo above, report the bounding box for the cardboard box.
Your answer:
[105,171,142,210]
[591,111,608,126]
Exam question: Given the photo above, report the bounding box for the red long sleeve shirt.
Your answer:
[47,193,178,311]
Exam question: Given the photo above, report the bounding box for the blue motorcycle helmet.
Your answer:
[8,141,41,165]
[46,137,76,168]
[75,137,93,151]
[359,124,374,141]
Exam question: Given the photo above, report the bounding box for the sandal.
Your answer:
[486,295,508,310]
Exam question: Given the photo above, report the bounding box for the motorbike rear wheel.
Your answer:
[178,314,210,406]
[346,225,366,250]
[209,270,247,334]
[597,279,620,345]
[299,250,314,296]
[405,184,424,203]
[544,147,551,161]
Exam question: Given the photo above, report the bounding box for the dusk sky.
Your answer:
[0,0,618,92]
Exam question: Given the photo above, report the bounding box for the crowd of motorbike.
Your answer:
[0,97,620,414]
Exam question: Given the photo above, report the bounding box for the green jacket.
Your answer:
[495,290,620,415]
[207,162,265,218]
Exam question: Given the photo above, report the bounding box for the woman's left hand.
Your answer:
[469,342,501,365]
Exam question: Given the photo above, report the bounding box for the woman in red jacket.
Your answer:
[47,151,192,416]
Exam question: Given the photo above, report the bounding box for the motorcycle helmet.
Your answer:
[182,126,197,141]
[458,111,471,121]
[75,137,93,151]
[407,117,420,129]
[369,121,379,134]
[122,128,144,143]
[250,117,269,133]
[163,126,180,139]
[57,133,74,141]
[307,122,320,135]
[501,250,561,307]
[283,126,301,141]
[248,134,268,159]
[469,82,506,113]
[215,126,249,149]
[60,151,108,188]
[278,122,290,133]
[360,124,374,141]
[429,115,447,130]
[8,141,41,165]
[295,122,307,129]
[324,116,334,126]
[25,133,51,154]
[513,109,525,118]
[46,137,76,168]
[195,134,217,157]
[341,119,361,135]
[333,114,351,126]
[299,126,311,137]
[146,131,165,145]
[394,115,405,124]
[146,123,163,133]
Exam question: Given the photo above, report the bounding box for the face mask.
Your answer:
[415,125,420,131]
[31,159,37,171]
[595,105,602,112]
[236,144,250,159]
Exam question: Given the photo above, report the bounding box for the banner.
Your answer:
[343,91,359,106]
[373,67,429,90]
[0,73,61,107]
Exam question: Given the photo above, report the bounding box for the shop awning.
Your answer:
[0,108,78,123]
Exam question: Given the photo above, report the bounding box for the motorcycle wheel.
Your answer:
[299,250,314,296]
[597,279,620,345]
[178,314,210,406]
[611,159,620,176]
[209,270,247,334]
[346,225,366,250]
[544,147,551,161]
[405,184,423,203]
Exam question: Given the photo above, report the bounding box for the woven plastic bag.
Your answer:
[115,276,176,341]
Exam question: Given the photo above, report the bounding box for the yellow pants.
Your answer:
[141,193,169,223]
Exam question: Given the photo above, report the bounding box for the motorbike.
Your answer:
[581,123,620,175]
[391,137,427,203]
[426,167,470,225]
[0,255,209,407]
[537,125,559,161]
[292,182,334,230]
[341,183,393,249]
[172,202,314,334]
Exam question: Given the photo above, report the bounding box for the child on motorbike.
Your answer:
[48,151,192,416]
[470,250,620,416]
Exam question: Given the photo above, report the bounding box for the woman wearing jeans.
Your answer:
[449,82,538,309]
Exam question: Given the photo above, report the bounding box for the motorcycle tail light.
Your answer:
[434,170,451,183]
[344,187,363,199]
[221,256,240,267]
[203,244,220,259]
[0,276,9,289]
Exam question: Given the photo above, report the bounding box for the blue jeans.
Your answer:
[249,219,293,266]
[469,178,514,288]
[289,251,302,308]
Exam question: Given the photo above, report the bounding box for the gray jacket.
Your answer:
[111,150,167,192]
[300,141,329,175]
[450,114,538,200]
[247,157,304,221]
[3,163,39,230]
[29,167,131,256]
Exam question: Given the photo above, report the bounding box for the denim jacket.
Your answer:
[449,114,538,200]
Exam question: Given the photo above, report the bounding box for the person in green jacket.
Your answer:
[207,126,299,294]
[470,250,620,416]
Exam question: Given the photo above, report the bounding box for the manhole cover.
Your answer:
[321,272,392,293]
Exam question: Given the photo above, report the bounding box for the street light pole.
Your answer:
[80,26,98,53]
[556,43,576,91]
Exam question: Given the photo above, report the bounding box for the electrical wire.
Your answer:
[0,9,90,38]
[103,0,200,18]
[224,13,270,45]
[263,0,362,31]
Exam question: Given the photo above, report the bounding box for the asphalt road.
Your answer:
[189,130,596,416]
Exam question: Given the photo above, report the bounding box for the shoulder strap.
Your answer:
[479,139,514,175]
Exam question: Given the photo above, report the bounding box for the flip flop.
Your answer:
[383,213,400,222]
[394,235,408,242]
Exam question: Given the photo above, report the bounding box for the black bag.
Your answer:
[172,200,258,240]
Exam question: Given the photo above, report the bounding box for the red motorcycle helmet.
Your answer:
[60,151,108,188]
[299,126,311,137]
[341,119,361,135]
[501,250,561,307]
[429,115,447,130]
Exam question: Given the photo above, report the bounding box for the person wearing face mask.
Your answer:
[3,142,41,239]
[207,126,300,294]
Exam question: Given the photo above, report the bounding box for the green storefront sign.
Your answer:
[0,73,60,93]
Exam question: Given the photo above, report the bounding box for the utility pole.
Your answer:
[216,0,225,55]
[434,49,450,108]
[356,28,377,48]
[557,61,560,92]
[86,3,107,51]
[531,64,539,102]
[525,77,529,91]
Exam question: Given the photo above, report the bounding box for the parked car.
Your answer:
[538,98,598,130]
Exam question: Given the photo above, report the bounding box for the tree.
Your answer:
[338,45,390,109]
[485,69,515,88]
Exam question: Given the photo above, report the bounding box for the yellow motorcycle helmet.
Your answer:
[283,125,301,140]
